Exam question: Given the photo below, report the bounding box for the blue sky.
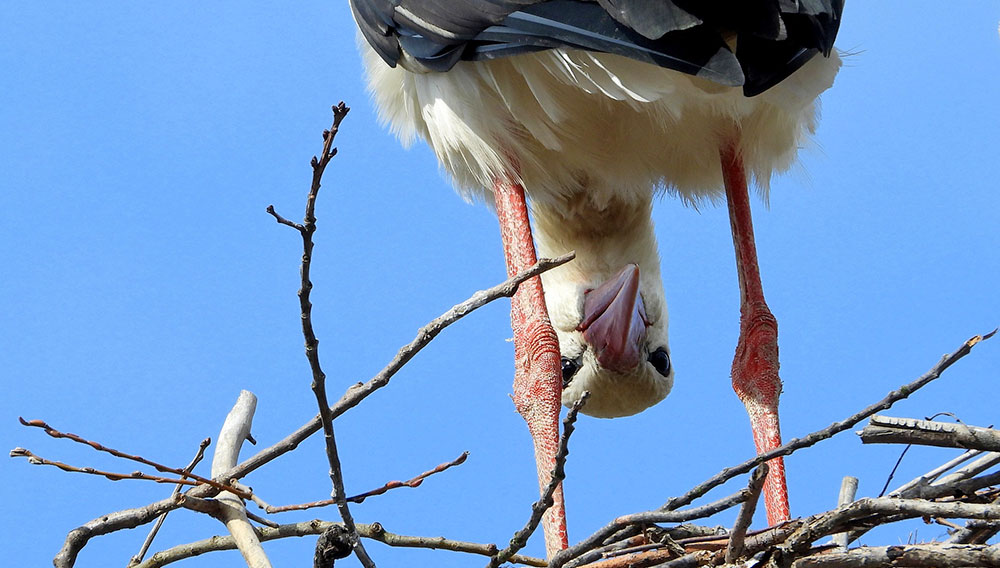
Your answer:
[3,3,999,567]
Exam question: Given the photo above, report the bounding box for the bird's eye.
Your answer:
[561,357,581,387]
[648,348,671,377]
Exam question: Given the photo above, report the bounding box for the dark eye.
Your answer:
[648,348,671,377]
[561,357,581,387]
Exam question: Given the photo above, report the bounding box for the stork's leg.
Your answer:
[720,140,790,525]
[493,176,568,557]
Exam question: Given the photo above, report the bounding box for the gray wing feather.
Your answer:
[350,0,843,95]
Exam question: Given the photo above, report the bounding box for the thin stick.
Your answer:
[489,392,589,568]
[861,415,1000,452]
[726,464,768,563]
[127,438,211,567]
[133,521,547,568]
[269,102,375,568]
[551,331,995,568]
[15,418,247,498]
[211,391,271,568]
[261,451,470,513]
[832,476,858,552]
[889,449,981,497]
[9,448,225,491]
[790,542,1000,568]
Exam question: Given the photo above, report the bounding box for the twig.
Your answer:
[577,549,711,568]
[831,476,858,552]
[489,392,590,568]
[563,525,718,568]
[888,449,982,497]
[726,464,768,563]
[14,418,247,498]
[133,521,546,568]
[348,451,469,503]
[790,543,1000,568]
[948,502,1000,545]
[211,391,271,568]
[269,102,375,568]
[262,451,470,512]
[876,444,911,497]
[8,448,226,491]
[903,470,1000,501]
[127,437,211,567]
[861,415,1000,452]
[781,497,1000,556]
[563,489,755,568]
[929,452,1000,489]
[550,331,994,568]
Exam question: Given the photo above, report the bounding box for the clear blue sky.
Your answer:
[3,3,999,567]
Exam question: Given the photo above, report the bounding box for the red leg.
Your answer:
[493,176,568,557]
[720,140,790,525]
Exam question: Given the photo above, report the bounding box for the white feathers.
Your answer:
[361,35,841,208]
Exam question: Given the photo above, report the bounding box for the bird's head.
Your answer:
[544,263,673,418]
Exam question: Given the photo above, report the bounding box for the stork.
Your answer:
[351,0,843,557]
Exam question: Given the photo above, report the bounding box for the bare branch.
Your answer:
[54,498,182,567]
[133,521,546,568]
[128,437,211,567]
[861,415,1000,452]
[831,476,858,552]
[725,464,768,563]
[14,419,247,498]
[263,451,470,513]
[781,497,1000,556]
[211,391,271,568]
[563,489,755,568]
[577,549,711,568]
[9,447,225,492]
[551,331,994,568]
[489,392,590,568]
[790,543,1000,568]
[270,102,375,568]
[347,451,469,503]
[888,449,983,497]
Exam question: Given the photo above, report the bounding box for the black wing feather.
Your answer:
[350,0,843,96]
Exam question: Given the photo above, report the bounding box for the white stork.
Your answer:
[351,0,843,556]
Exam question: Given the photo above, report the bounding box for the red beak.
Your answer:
[577,264,650,373]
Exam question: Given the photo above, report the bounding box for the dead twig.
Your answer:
[861,415,1000,452]
[8,448,241,494]
[14,419,247,499]
[347,451,469,504]
[127,437,211,567]
[133,520,546,568]
[790,542,1000,568]
[551,331,994,568]
[268,102,375,568]
[726,464,768,563]
[211,391,271,568]
[563,490,756,568]
[831,476,858,552]
[488,392,590,568]
[260,451,470,513]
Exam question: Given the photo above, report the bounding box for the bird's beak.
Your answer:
[577,264,650,373]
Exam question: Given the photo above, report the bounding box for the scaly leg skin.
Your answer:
[493,176,568,557]
[720,140,791,525]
